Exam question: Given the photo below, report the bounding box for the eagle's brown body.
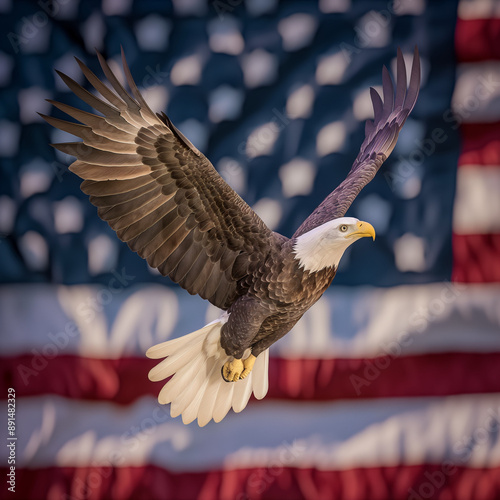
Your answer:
[43,47,420,425]
[222,236,336,358]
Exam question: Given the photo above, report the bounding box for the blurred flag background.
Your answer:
[1,0,500,499]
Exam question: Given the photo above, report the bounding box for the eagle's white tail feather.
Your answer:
[146,325,213,359]
[148,337,205,381]
[158,358,197,405]
[160,347,209,407]
[233,371,255,413]
[253,349,269,400]
[181,359,220,424]
[146,317,269,426]
[169,351,207,417]
[213,378,235,423]
[172,351,212,418]
[197,366,224,427]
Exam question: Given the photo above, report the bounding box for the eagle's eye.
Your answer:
[339,224,348,232]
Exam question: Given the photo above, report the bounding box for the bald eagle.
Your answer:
[42,47,420,426]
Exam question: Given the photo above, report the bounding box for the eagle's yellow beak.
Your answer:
[347,220,376,241]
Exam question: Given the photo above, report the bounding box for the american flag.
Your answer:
[1,0,500,499]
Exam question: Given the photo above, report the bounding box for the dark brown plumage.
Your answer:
[42,47,421,425]
[295,48,420,237]
[43,49,278,311]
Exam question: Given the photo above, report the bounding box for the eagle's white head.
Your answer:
[293,217,376,273]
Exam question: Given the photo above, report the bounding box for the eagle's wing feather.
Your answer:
[294,47,420,237]
[42,49,278,310]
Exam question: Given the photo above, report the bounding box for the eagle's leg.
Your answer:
[220,297,271,382]
[250,318,301,357]
[239,354,256,379]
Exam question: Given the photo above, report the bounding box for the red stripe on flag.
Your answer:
[459,122,500,167]
[3,351,500,404]
[455,18,500,63]
[452,234,500,283]
[2,465,500,500]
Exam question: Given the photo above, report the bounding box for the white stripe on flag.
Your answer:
[2,394,500,470]
[453,167,500,234]
[458,0,500,20]
[1,284,500,359]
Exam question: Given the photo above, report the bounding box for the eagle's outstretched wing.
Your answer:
[41,49,278,310]
[294,47,421,238]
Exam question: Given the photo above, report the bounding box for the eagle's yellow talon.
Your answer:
[239,354,256,380]
[222,358,244,382]
[222,355,257,382]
